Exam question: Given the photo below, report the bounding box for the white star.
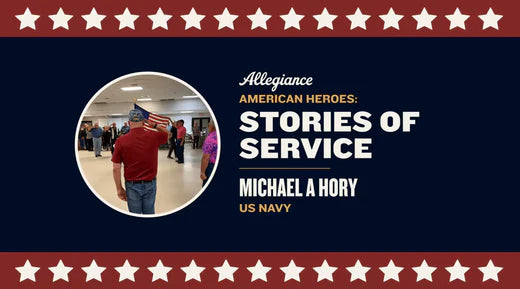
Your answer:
[412,260,436,282]
[247,8,271,30]
[445,259,470,282]
[313,8,337,30]
[214,260,239,282]
[379,259,404,282]
[446,8,470,30]
[247,260,271,282]
[379,8,403,30]
[346,8,371,30]
[81,260,106,282]
[412,8,437,30]
[280,8,304,30]
[313,259,337,282]
[214,8,238,30]
[148,8,172,30]
[15,260,40,282]
[346,260,371,282]
[181,8,205,30]
[479,8,503,30]
[82,8,106,30]
[15,8,40,30]
[48,8,73,30]
[115,260,139,282]
[280,259,305,282]
[48,260,73,282]
[115,8,139,30]
[478,260,502,282]
[181,260,205,282]
[148,260,172,282]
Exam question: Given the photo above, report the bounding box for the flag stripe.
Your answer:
[134,104,169,132]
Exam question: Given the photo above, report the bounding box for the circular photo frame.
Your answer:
[75,72,220,217]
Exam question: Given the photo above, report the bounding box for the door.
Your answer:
[192,117,210,135]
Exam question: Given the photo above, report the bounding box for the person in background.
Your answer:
[85,124,93,151]
[200,120,217,187]
[78,124,87,150]
[111,109,169,215]
[120,122,130,135]
[90,123,103,157]
[167,118,177,160]
[176,120,186,164]
[109,122,119,154]
[192,122,200,149]
[102,126,111,151]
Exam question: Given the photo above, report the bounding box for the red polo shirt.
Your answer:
[111,127,168,181]
[177,126,186,139]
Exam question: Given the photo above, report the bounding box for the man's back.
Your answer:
[112,127,168,181]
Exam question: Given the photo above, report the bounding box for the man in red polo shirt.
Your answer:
[111,109,169,214]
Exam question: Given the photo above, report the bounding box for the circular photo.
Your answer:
[75,72,219,217]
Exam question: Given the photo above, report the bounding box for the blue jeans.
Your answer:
[125,179,157,214]
[79,138,86,150]
[203,163,215,187]
[176,139,184,162]
[93,137,102,156]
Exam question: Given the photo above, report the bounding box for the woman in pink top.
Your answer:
[201,120,218,187]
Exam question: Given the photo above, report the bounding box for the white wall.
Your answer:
[82,98,212,132]
[164,113,211,132]
[83,114,211,133]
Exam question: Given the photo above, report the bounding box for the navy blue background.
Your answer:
[2,38,519,251]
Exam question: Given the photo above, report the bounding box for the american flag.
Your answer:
[133,104,169,132]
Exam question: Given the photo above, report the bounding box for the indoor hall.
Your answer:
[76,73,217,216]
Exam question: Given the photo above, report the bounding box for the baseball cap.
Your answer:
[129,109,144,122]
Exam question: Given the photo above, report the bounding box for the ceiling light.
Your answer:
[180,111,194,113]
[137,98,152,101]
[121,86,143,91]
[182,95,198,99]
[111,113,123,116]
